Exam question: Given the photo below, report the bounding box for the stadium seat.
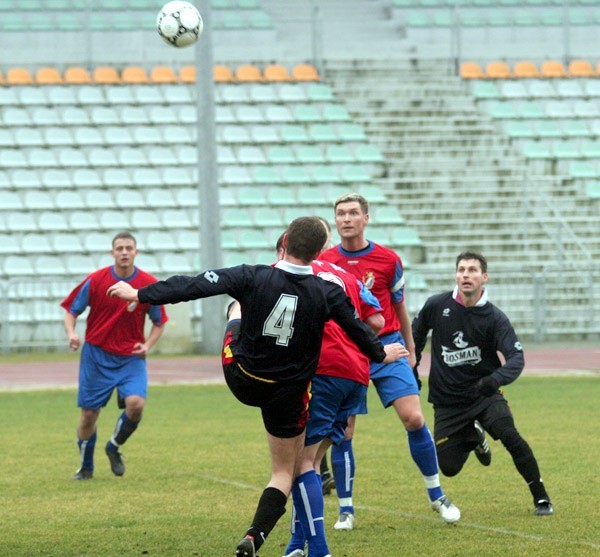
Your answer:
[149,66,177,84]
[278,83,308,103]
[7,67,34,85]
[585,181,600,198]
[263,64,291,82]
[35,67,63,84]
[568,60,595,78]
[267,145,295,164]
[122,66,149,84]
[235,64,262,82]
[292,64,320,81]
[93,66,121,84]
[460,62,485,80]
[485,61,512,79]
[179,65,196,83]
[471,81,500,99]
[64,66,92,84]
[213,65,234,82]
[528,80,556,98]
[513,61,541,78]
[540,61,567,78]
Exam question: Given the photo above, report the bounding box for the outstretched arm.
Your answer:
[107,281,139,302]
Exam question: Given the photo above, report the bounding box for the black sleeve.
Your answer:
[328,287,387,363]
[411,297,432,368]
[489,309,525,387]
[138,267,247,305]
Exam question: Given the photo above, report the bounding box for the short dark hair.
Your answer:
[456,251,487,273]
[286,217,328,263]
[333,193,369,214]
[275,231,285,255]
[112,231,137,247]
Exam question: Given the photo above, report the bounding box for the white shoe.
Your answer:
[431,495,461,524]
[333,512,354,530]
[283,550,306,557]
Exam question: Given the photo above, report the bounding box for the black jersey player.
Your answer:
[108,216,406,556]
[412,251,553,517]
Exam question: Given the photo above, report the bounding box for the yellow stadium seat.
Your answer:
[541,60,567,78]
[485,61,512,79]
[213,64,234,82]
[568,60,595,78]
[7,67,34,85]
[64,66,92,84]
[35,67,63,84]
[235,64,262,82]
[93,66,121,84]
[292,63,320,81]
[150,66,177,83]
[122,66,149,84]
[460,61,485,79]
[179,65,196,83]
[263,64,291,82]
[513,61,540,79]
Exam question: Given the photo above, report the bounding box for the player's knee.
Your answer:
[125,396,145,420]
[402,412,425,431]
[490,417,528,454]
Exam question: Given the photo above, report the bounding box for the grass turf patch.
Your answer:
[0,377,597,556]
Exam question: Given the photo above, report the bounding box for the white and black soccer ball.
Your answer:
[156,1,203,48]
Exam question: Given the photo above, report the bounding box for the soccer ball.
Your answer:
[156,1,203,48]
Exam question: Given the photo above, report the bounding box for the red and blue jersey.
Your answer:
[61,266,168,356]
[311,259,382,386]
[321,241,405,337]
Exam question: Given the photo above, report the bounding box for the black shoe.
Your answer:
[105,443,125,476]
[321,471,335,496]
[72,467,93,480]
[235,536,256,557]
[473,420,492,466]
[534,499,554,516]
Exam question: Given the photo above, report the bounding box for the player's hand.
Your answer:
[382,342,410,363]
[132,342,149,357]
[68,334,81,352]
[107,281,139,302]
[477,375,500,396]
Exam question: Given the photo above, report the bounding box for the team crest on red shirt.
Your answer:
[362,271,375,290]
[126,301,138,312]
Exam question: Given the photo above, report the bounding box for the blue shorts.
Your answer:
[305,374,368,447]
[77,342,148,410]
[370,331,419,408]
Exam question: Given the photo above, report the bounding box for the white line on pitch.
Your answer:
[197,473,600,551]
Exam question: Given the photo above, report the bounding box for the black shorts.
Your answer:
[222,320,310,439]
[434,393,513,443]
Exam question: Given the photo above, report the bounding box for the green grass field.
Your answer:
[0,376,598,556]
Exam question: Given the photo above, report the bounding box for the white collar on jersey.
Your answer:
[275,260,314,275]
[453,286,488,307]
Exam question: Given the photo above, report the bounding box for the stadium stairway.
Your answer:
[323,57,599,338]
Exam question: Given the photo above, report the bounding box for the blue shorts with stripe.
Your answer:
[370,331,419,408]
[305,374,368,447]
[77,342,148,409]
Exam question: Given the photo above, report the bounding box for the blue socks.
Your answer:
[407,424,444,502]
[288,470,329,557]
[331,439,355,514]
[77,430,96,470]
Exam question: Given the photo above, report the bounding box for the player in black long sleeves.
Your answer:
[108,216,406,556]
[412,251,554,517]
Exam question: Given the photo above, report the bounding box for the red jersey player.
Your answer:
[61,231,168,480]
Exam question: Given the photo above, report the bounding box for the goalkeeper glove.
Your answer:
[477,375,500,397]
